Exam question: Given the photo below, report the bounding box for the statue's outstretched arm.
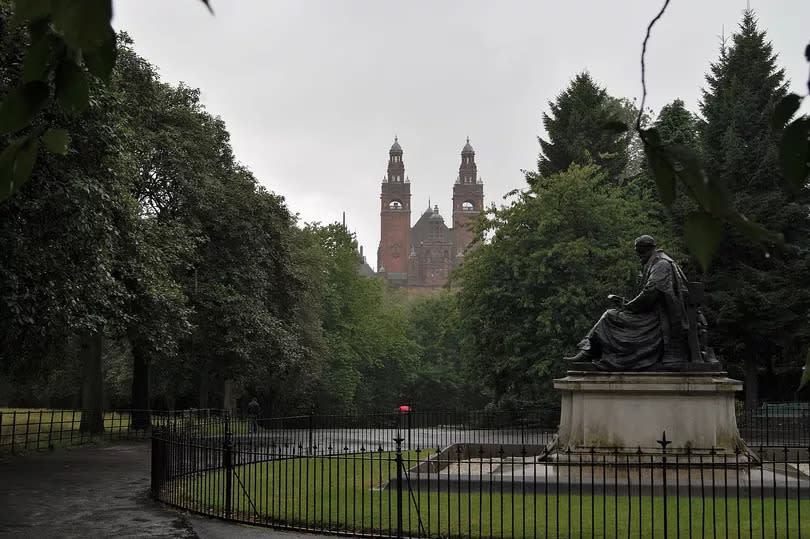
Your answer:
[623,287,660,313]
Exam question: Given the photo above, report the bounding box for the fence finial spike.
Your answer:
[656,431,672,452]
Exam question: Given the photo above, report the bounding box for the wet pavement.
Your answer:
[0,442,313,539]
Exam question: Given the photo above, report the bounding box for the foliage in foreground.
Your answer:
[0,0,211,200]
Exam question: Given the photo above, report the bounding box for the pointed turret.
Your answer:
[379,136,411,286]
[452,137,484,257]
[387,136,405,183]
[458,137,477,184]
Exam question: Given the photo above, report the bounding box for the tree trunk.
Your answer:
[223,379,235,413]
[165,392,176,411]
[80,329,105,434]
[744,356,760,410]
[130,340,150,429]
[199,374,209,409]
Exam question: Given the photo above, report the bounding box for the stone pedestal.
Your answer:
[552,370,743,454]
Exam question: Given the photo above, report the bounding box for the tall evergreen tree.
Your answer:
[699,10,810,407]
[656,99,699,148]
[532,72,631,184]
[652,99,701,245]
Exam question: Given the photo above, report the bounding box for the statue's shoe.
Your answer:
[563,350,594,362]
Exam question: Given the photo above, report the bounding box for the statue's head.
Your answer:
[634,235,656,264]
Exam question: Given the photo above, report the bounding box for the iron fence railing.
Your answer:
[737,403,810,447]
[151,409,810,538]
[0,402,810,452]
[3,403,807,454]
[0,408,225,453]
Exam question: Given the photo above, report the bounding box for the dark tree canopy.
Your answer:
[533,72,631,184]
[699,10,810,407]
[3,2,810,415]
[655,99,699,149]
[456,164,678,409]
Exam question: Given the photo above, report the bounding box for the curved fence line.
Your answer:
[151,408,810,538]
[3,404,806,454]
[0,408,226,453]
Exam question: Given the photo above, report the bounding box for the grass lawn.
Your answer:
[170,452,810,538]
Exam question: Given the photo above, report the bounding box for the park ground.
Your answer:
[0,441,311,539]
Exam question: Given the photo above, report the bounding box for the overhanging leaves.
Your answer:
[772,93,802,129]
[602,120,629,133]
[12,136,38,187]
[0,139,24,194]
[83,30,117,83]
[779,117,809,190]
[0,81,49,135]
[42,128,70,155]
[725,211,784,245]
[55,60,89,113]
[23,32,57,82]
[0,135,38,202]
[11,0,50,24]
[644,146,676,206]
[642,136,783,266]
[684,212,722,271]
[50,0,113,51]
[664,144,718,212]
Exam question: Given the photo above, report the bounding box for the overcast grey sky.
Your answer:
[113,1,809,268]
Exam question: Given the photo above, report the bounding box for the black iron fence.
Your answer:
[151,409,810,538]
[737,403,810,448]
[3,403,807,454]
[0,408,225,453]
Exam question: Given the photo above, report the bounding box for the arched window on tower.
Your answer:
[389,200,403,210]
[462,201,475,211]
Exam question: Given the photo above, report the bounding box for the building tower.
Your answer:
[377,137,411,287]
[452,138,484,257]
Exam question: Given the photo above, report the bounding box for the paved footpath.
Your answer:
[0,442,314,539]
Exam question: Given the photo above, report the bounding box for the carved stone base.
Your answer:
[566,361,723,372]
[550,371,744,455]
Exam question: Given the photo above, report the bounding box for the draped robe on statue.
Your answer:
[577,250,690,371]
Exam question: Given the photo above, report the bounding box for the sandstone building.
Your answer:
[376,137,484,294]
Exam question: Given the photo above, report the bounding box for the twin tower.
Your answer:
[377,137,485,294]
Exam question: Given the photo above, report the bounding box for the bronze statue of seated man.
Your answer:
[564,235,703,371]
